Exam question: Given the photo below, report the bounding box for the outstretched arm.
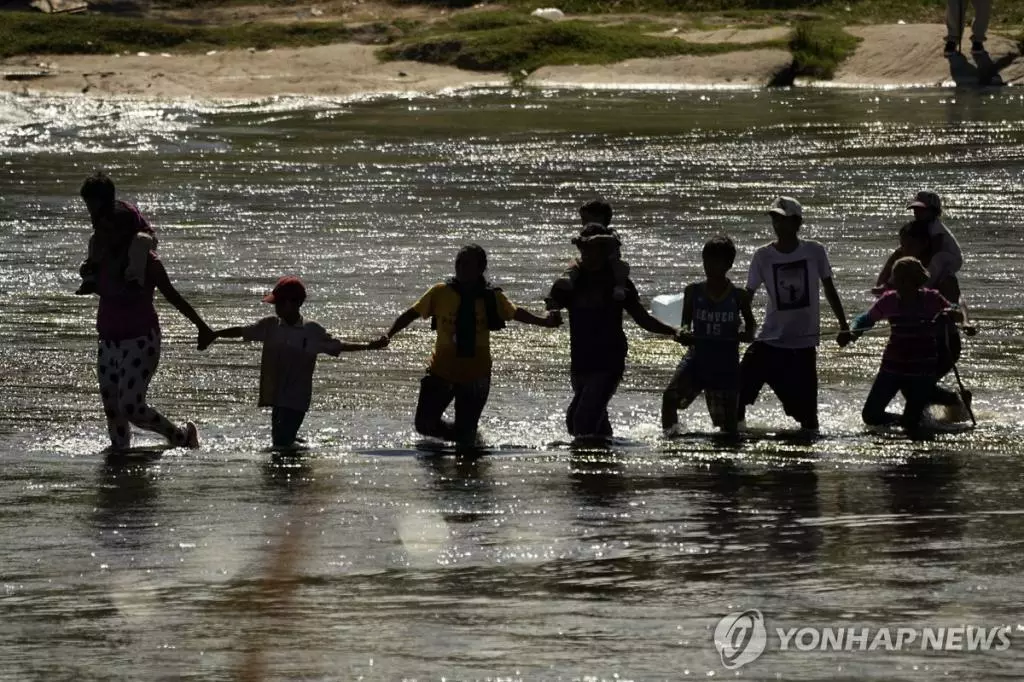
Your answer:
[323,336,390,356]
[199,323,263,351]
[513,307,562,328]
[387,308,420,339]
[625,298,678,337]
[821,277,851,346]
[849,311,875,342]
[151,259,213,342]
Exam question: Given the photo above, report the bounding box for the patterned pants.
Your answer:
[97,330,187,449]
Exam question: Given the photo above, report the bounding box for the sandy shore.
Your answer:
[1,22,1021,100]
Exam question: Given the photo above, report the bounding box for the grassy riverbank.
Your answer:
[380,13,787,74]
[0,12,399,59]
[2,0,1022,80]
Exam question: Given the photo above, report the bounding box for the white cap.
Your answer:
[768,196,803,218]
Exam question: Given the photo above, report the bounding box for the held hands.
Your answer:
[368,334,390,350]
[545,311,563,328]
[836,329,853,348]
[674,329,694,346]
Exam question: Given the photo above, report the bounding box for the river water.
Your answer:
[1,87,1023,681]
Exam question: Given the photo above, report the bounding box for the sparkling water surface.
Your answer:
[2,88,1024,681]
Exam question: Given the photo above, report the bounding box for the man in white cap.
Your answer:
[738,196,851,435]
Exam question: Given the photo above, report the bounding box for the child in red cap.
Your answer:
[201,276,387,448]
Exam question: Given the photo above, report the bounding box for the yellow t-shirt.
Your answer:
[413,283,517,383]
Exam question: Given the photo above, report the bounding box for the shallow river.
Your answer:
[2,87,1024,680]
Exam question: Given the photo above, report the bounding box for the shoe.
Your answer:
[971,40,986,54]
[943,40,957,56]
[184,421,200,449]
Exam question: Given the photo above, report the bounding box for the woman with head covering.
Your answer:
[92,213,211,451]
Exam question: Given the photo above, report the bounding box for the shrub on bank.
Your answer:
[381,19,785,73]
[789,20,860,78]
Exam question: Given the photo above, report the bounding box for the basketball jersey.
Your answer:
[689,283,742,389]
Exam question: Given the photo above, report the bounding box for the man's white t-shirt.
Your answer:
[746,239,833,349]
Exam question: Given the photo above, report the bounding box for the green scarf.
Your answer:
[442,278,505,358]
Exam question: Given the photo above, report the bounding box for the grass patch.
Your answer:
[381,18,786,72]
[0,11,405,58]
[443,10,537,31]
[384,0,953,22]
[789,19,860,78]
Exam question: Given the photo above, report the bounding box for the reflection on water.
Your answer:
[1,87,1024,679]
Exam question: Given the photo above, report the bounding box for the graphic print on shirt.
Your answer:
[772,260,810,311]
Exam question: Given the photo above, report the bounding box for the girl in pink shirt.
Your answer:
[850,257,962,435]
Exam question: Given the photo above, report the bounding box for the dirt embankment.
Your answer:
[1,8,1021,99]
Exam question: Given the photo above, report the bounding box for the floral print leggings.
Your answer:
[97,330,187,449]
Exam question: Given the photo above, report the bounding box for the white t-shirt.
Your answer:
[746,239,833,349]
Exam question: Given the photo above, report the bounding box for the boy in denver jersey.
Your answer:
[662,236,756,436]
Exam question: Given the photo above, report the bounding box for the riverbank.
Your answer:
[1,4,1022,98]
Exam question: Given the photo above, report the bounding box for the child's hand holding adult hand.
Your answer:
[674,330,694,346]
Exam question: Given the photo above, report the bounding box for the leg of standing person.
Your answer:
[705,390,740,435]
[861,371,904,427]
[271,407,306,448]
[98,339,131,450]
[116,330,194,446]
[661,356,701,432]
[971,0,991,48]
[452,376,491,444]
[945,0,964,52]
[769,347,819,431]
[414,374,458,441]
[567,371,621,438]
[737,342,770,425]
